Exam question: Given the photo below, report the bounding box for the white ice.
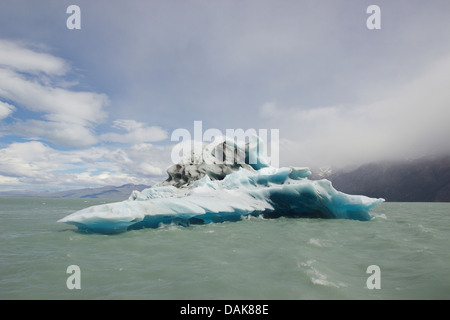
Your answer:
[58,136,384,234]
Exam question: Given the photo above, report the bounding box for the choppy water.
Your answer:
[0,197,449,300]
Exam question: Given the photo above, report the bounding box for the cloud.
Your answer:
[0,175,20,186]
[261,54,450,168]
[0,141,57,180]
[0,140,170,191]
[0,39,68,76]
[100,119,168,144]
[9,119,99,147]
[59,0,450,133]
[0,40,109,147]
[0,101,15,120]
[101,142,170,177]
[0,39,171,191]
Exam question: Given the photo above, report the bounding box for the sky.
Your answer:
[0,0,450,191]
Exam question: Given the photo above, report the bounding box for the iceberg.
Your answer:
[58,136,384,234]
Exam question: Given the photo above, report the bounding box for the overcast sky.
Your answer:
[1,0,450,191]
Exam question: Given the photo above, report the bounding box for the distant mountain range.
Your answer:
[312,155,450,202]
[0,183,150,200]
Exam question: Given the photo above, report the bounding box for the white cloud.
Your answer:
[101,142,169,177]
[0,67,108,124]
[0,175,20,186]
[261,55,450,168]
[137,163,164,176]
[0,141,57,179]
[0,101,15,120]
[0,40,171,190]
[9,120,99,147]
[0,141,170,191]
[0,39,68,76]
[0,40,109,147]
[100,119,168,144]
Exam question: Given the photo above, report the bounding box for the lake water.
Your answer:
[0,197,449,300]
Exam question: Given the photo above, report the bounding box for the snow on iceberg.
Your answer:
[58,136,384,234]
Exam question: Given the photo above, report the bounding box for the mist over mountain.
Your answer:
[313,155,450,202]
